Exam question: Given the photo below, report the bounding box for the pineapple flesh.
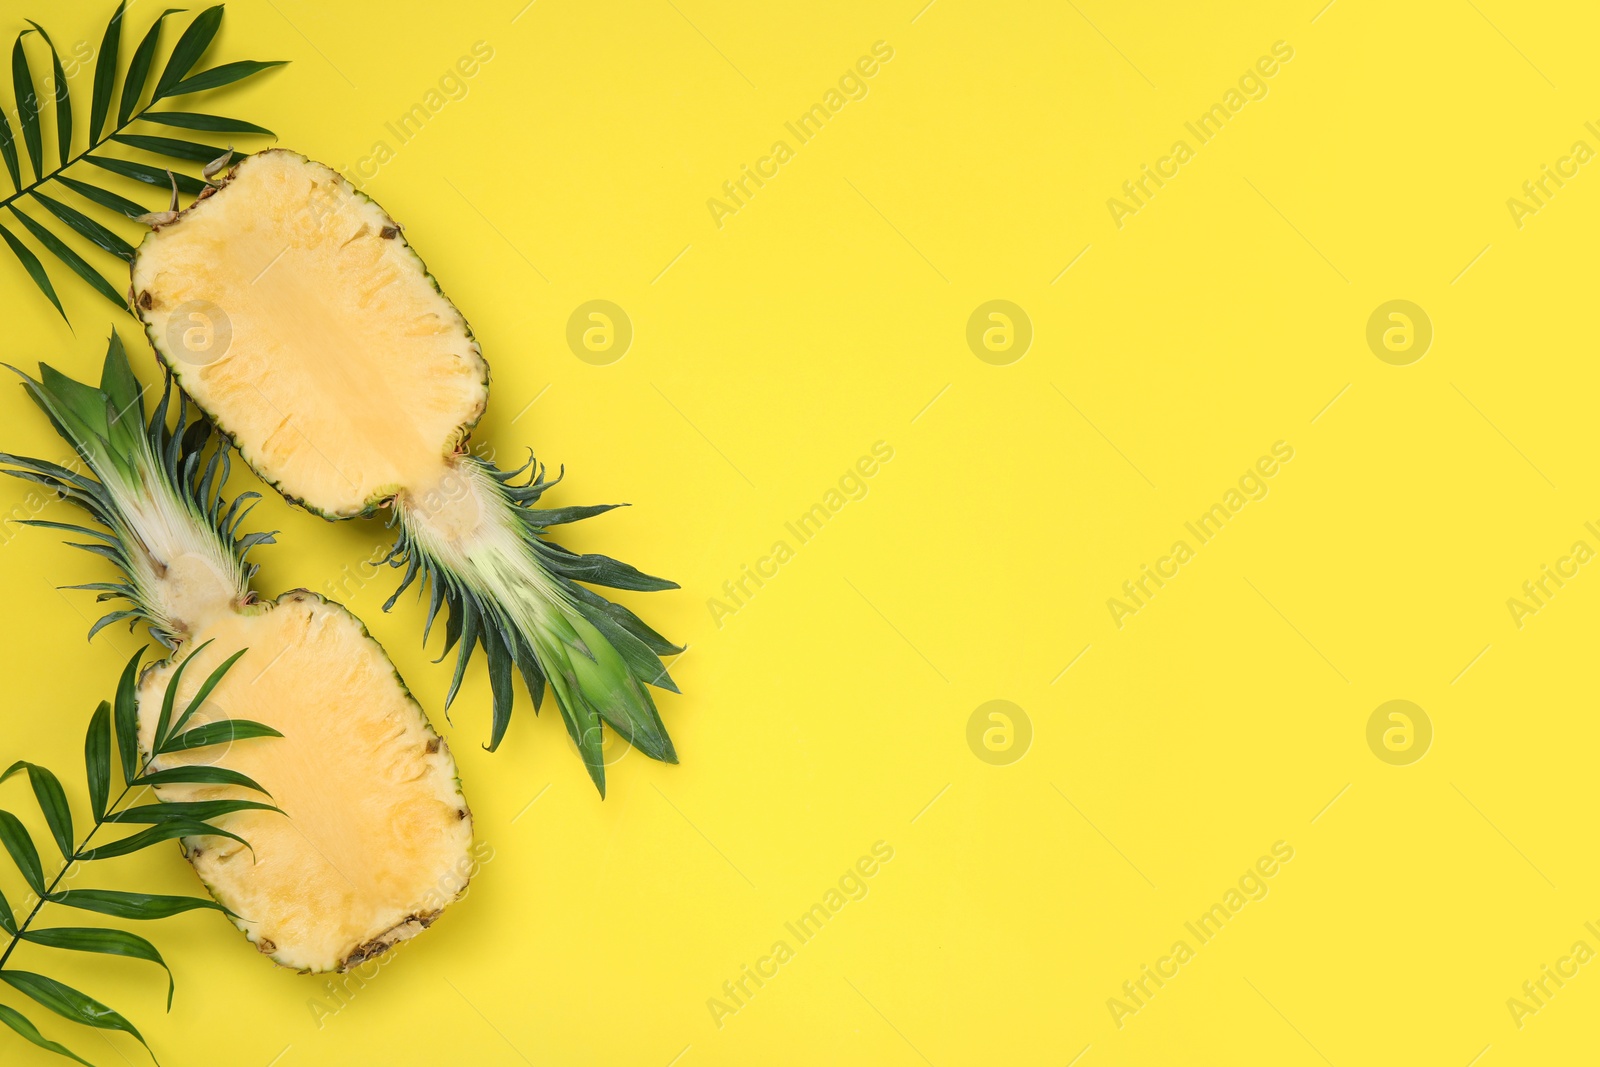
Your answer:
[2,336,475,972]
[131,149,682,794]
[131,149,488,519]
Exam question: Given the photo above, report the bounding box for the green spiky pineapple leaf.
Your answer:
[0,4,284,321]
[2,332,279,650]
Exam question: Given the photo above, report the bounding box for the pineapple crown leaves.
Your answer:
[0,330,277,649]
[0,3,284,322]
[0,644,281,1067]
[385,453,683,796]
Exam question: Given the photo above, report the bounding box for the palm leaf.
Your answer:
[140,110,271,135]
[32,190,134,259]
[0,650,283,1063]
[105,798,279,824]
[0,103,18,189]
[118,8,182,126]
[83,154,205,195]
[83,701,111,823]
[0,972,150,1055]
[11,32,42,181]
[112,645,143,786]
[0,810,45,894]
[0,4,283,320]
[0,761,74,860]
[88,1,124,141]
[23,23,70,170]
[151,5,222,99]
[8,206,123,307]
[132,765,270,795]
[165,648,247,739]
[111,133,227,164]
[0,1004,92,1066]
[19,927,174,1010]
[48,889,231,921]
[79,818,251,861]
[57,174,144,219]
[167,60,285,97]
[0,221,63,319]
[158,719,282,755]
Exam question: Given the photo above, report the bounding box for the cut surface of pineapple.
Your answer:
[132,149,487,518]
[139,593,475,972]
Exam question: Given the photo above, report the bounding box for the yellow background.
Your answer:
[3,0,1599,1063]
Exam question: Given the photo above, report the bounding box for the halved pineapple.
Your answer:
[2,336,474,972]
[132,149,682,795]
[131,149,488,518]
[137,593,472,971]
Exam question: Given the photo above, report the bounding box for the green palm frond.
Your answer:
[1,4,284,322]
[0,647,280,1065]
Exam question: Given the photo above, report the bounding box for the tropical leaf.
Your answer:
[0,809,45,894]
[165,647,246,739]
[56,174,146,219]
[0,645,279,1064]
[111,133,228,164]
[0,4,283,319]
[0,221,64,319]
[79,817,251,861]
[0,102,18,189]
[167,60,286,97]
[12,33,42,181]
[88,2,124,141]
[151,638,207,751]
[84,154,206,195]
[48,888,231,921]
[0,971,149,1053]
[105,798,279,824]
[118,9,181,126]
[0,761,74,860]
[20,927,173,1009]
[133,765,270,795]
[0,1003,92,1066]
[157,719,282,755]
[112,645,143,786]
[24,23,70,169]
[9,206,125,307]
[83,701,111,823]
[151,5,222,99]
[139,110,271,136]
[33,191,135,259]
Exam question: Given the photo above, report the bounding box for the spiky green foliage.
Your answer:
[1,4,282,320]
[0,331,274,648]
[0,646,280,1065]
[386,455,682,795]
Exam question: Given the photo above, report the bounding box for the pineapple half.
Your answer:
[130,149,682,795]
[0,334,475,972]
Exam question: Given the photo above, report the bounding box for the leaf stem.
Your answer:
[0,758,153,970]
